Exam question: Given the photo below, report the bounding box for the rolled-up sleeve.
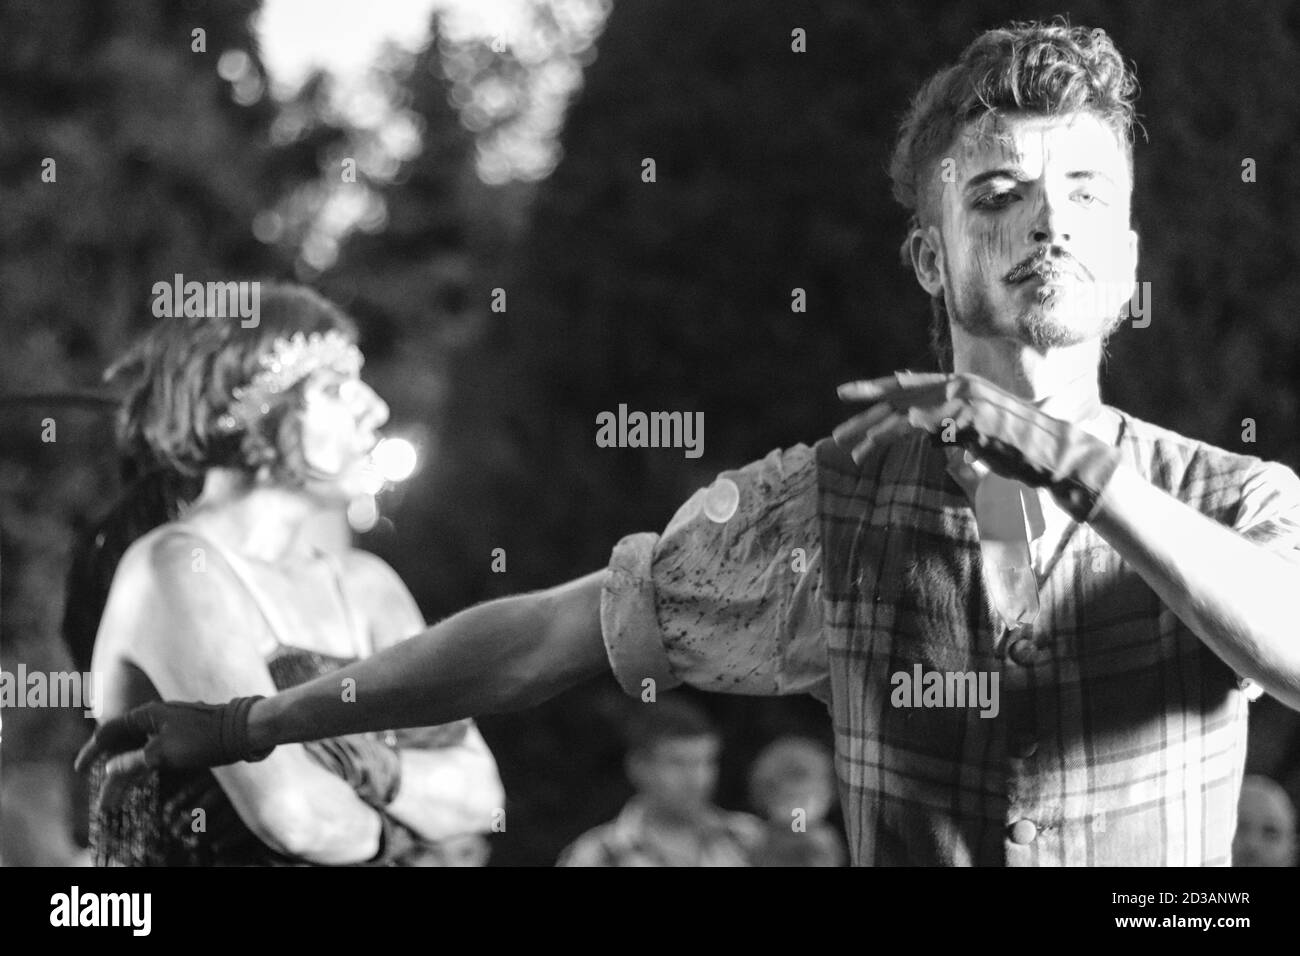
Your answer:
[600,444,828,701]
[1234,460,1300,563]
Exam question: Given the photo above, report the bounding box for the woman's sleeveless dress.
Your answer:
[89,533,469,866]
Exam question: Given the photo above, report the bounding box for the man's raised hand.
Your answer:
[833,371,1122,522]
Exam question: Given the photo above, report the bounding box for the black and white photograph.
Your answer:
[2,0,1299,934]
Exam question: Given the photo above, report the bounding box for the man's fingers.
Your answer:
[74,702,173,776]
[832,402,895,452]
[907,398,969,434]
[839,376,954,412]
[834,375,971,467]
[850,411,914,464]
[837,372,951,403]
[74,735,105,774]
[74,714,149,773]
[836,375,904,402]
[97,749,153,811]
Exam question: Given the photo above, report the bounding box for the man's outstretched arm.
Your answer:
[259,571,609,748]
[79,440,829,781]
[77,571,609,775]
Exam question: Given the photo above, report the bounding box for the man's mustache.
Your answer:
[1004,248,1093,284]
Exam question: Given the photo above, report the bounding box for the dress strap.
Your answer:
[311,546,372,659]
[173,528,297,655]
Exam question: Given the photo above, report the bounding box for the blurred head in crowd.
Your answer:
[623,696,721,819]
[109,282,388,507]
[748,736,836,825]
[889,20,1141,371]
[1233,775,1297,867]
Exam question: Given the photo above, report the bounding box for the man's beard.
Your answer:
[944,263,1128,351]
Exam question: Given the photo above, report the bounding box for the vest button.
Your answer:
[1008,819,1038,845]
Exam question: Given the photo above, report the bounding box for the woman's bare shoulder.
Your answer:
[113,521,222,590]
[340,547,402,586]
[96,522,274,701]
[102,521,258,650]
[340,548,423,643]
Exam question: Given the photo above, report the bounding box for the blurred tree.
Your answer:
[315,19,565,865]
[0,0,309,860]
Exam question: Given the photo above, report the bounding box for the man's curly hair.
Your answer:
[887,19,1141,368]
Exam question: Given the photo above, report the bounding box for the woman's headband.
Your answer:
[216,330,363,434]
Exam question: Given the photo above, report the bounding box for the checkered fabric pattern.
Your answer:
[599,408,1300,865]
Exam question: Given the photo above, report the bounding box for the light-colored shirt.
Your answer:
[555,798,763,867]
[599,408,1300,865]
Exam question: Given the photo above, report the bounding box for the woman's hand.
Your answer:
[383,725,505,843]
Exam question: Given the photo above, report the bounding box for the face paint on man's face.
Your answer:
[938,112,1137,351]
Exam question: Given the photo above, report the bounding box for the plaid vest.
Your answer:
[814,408,1250,865]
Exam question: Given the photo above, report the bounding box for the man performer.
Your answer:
[81,20,1300,866]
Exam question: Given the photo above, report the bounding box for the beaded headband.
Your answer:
[216,330,363,434]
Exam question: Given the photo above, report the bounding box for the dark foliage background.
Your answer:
[3,0,1299,865]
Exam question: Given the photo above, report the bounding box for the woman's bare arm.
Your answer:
[385,726,505,840]
[352,553,506,841]
[99,531,384,863]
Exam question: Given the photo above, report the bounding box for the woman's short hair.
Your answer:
[109,282,358,479]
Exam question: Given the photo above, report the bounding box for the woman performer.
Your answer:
[79,283,503,866]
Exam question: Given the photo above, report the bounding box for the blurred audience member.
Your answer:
[556,696,760,866]
[747,736,844,866]
[1233,774,1297,867]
